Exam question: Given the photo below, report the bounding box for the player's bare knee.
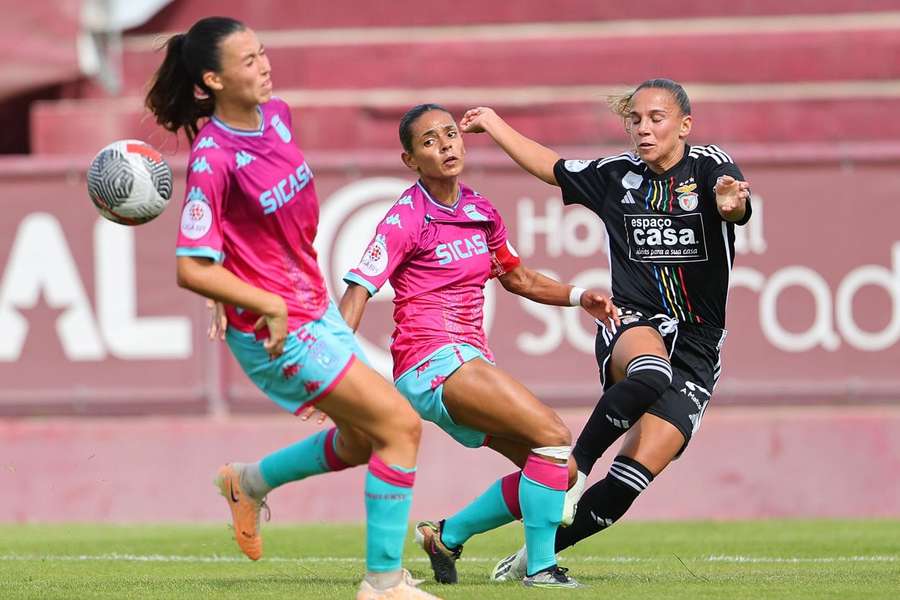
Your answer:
[531,421,571,449]
[391,405,422,449]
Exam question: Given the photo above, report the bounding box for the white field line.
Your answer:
[126,12,900,50]
[0,553,895,564]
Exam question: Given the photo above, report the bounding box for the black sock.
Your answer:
[572,355,671,475]
[555,456,653,552]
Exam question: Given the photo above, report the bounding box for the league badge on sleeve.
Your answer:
[359,234,388,276]
[180,188,213,240]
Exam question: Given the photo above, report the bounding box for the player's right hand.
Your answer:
[206,298,227,341]
[255,297,288,359]
[298,405,330,425]
[460,106,499,133]
[580,291,620,329]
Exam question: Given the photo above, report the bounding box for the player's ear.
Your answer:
[202,70,223,92]
[401,151,418,172]
[679,114,693,139]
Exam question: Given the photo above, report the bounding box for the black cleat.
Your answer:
[414,520,463,584]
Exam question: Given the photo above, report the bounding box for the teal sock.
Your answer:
[259,427,349,489]
[520,454,568,576]
[365,454,416,572]
[441,478,516,549]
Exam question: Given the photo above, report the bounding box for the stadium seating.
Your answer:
[28,0,900,154]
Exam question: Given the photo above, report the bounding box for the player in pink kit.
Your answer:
[340,105,620,588]
[144,17,438,600]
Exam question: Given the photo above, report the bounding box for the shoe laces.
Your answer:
[258,497,271,527]
[435,520,463,559]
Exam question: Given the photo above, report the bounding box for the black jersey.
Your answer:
[553,144,751,330]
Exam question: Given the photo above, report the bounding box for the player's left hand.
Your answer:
[298,405,330,426]
[580,290,620,328]
[714,175,751,214]
[206,298,227,341]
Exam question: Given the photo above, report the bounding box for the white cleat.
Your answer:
[561,470,588,527]
[356,569,442,599]
[491,545,527,582]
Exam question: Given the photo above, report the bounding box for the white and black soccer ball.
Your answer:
[87,139,173,225]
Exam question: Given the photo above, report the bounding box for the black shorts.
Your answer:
[595,308,728,454]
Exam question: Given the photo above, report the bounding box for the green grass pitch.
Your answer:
[1,520,898,599]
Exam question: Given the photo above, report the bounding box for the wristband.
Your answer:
[569,286,586,307]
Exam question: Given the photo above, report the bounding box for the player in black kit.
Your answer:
[461,78,752,580]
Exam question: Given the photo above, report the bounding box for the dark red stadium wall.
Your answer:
[0,147,898,415]
[3,407,899,522]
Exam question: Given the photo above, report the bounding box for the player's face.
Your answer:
[626,88,692,170]
[402,110,466,179]
[205,28,272,107]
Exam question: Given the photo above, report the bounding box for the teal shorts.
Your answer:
[395,343,491,448]
[226,301,368,414]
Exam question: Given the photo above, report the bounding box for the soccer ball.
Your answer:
[87,139,173,225]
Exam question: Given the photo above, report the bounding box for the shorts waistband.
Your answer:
[615,307,727,346]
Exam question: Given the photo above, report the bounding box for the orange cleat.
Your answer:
[214,463,269,560]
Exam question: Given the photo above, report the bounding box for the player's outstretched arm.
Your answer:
[714,174,751,222]
[498,264,619,328]
[339,282,371,332]
[176,256,287,358]
[460,106,560,186]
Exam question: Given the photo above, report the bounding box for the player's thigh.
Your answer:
[441,359,570,448]
[608,325,668,383]
[618,412,685,476]
[318,358,420,448]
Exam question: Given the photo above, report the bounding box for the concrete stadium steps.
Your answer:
[132,0,900,32]
[31,94,900,155]
[111,25,900,97]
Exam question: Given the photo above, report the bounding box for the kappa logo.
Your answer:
[396,195,413,208]
[191,156,213,174]
[195,136,218,150]
[186,186,209,204]
[621,191,636,204]
[235,151,255,169]
[384,214,402,228]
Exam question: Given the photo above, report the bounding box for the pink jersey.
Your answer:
[345,181,517,379]
[175,97,328,335]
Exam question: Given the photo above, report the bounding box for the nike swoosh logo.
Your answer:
[229,481,239,503]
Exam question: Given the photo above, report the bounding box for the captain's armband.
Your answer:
[489,240,521,278]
